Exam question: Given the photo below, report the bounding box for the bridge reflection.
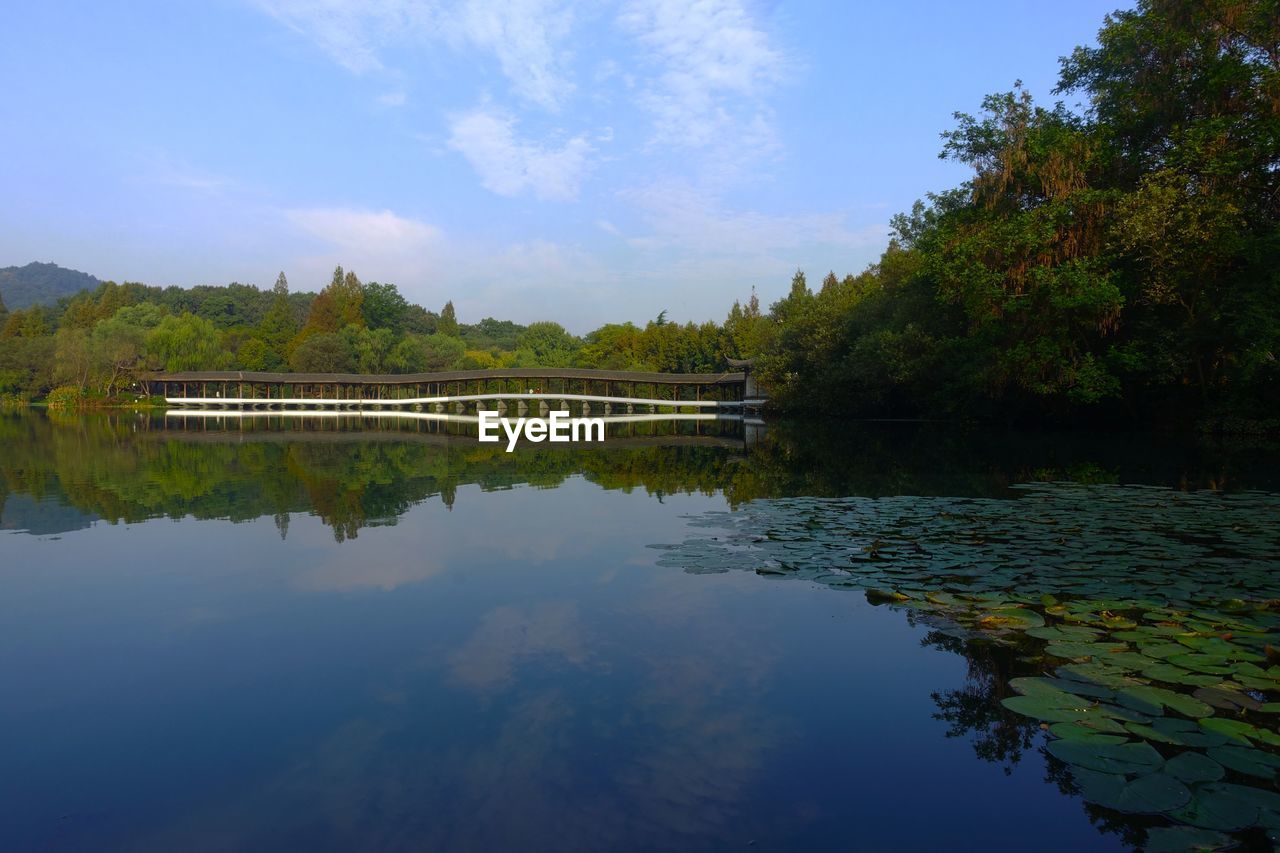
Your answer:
[162,409,768,449]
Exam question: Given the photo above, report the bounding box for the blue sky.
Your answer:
[1,0,1131,331]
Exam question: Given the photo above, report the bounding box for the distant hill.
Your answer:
[0,262,99,309]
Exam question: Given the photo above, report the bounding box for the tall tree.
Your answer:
[438,300,459,337]
[295,266,366,355]
[259,271,296,364]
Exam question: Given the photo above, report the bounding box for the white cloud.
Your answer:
[251,0,576,110]
[624,182,886,255]
[447,107,592,200]
[619,0,785,150]
[253,0,410,74]
[284,207,446,287]
[453,0,576,111]
[376,90,407,107]
[287,206,442,254]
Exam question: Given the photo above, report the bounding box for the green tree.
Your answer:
[361,281,409,332]
[343,326,396,373]
[298,266,365,341]
[388,333,465,372]
[146,313,231,372]
[259,272,297,363]
[1,306,50,339]
[289,332,355,373]
[90,312,149,394]
[515,321,580,367]
[236,337,276,371]
[53,328,93,388]
[438,300,459,336]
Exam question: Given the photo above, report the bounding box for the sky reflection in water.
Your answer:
[3,412,1278,851]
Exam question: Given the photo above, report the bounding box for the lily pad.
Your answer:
[1205,745,1280,780]
[1002,694,1112,724]
[1164,752,1225,784]
[1141,826,1231,852]
[979,607,1045,629]
[1110,771,1192,814]
[1199,717,1261,745]
[1115,685,1214,718]
[1046,738,1164,775]
[1050,721,1128,740]
[1125,718,1229,749]
[1192,686,1262,713]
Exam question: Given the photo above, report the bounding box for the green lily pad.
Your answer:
[1046,738,1164,775]
[1110,771,1192,814]
[1126,718,1229,749]
[1141,663,1223,687]
[1205,745,1280,780]
[1141,826,1231,852]
[1172,782,1280,832]
[1050,721,1129,741]
[1164,752,1225,784]
[1168,654,1236,674]
[1199,717,1261,745]
[979,607,1045,629]
[1115,685,1214,718]
[1027,626,1102,642]
[1001,694,1099,723]
[1168,787,1260,832]
[1068,766,1124,807]
[1046,641,1130,660]
[1012,676,1115,701]
[1141,642,1196,659]
[1058,663,1142,689]
[1069,766,1192,814]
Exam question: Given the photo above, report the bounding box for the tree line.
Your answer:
[1,1,1275,428]
[0,265,756,403]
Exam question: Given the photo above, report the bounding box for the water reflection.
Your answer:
[4,410,1278,540]
[2,411,1279,851]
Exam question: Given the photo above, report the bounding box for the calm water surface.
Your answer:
[2,412,1278,851]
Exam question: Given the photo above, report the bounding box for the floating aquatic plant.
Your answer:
[652,484,1280,845]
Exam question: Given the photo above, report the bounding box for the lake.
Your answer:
[2,410,1279,851]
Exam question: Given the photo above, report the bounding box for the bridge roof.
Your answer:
[145,368,746,386]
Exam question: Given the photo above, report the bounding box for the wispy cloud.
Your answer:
[251,0,577,110]
[624,182,885,255]
[287,206,442,253]
[253,0,408,74]
[453,0,576,111]
[447,107,592,201]
[284,206,446,287]
[619,0,785,151]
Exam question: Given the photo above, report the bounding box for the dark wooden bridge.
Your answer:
[145,367,763,413]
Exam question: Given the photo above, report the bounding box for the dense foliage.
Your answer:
[754,0,1279,427]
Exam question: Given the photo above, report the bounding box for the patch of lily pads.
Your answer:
[650,484,1280,846]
